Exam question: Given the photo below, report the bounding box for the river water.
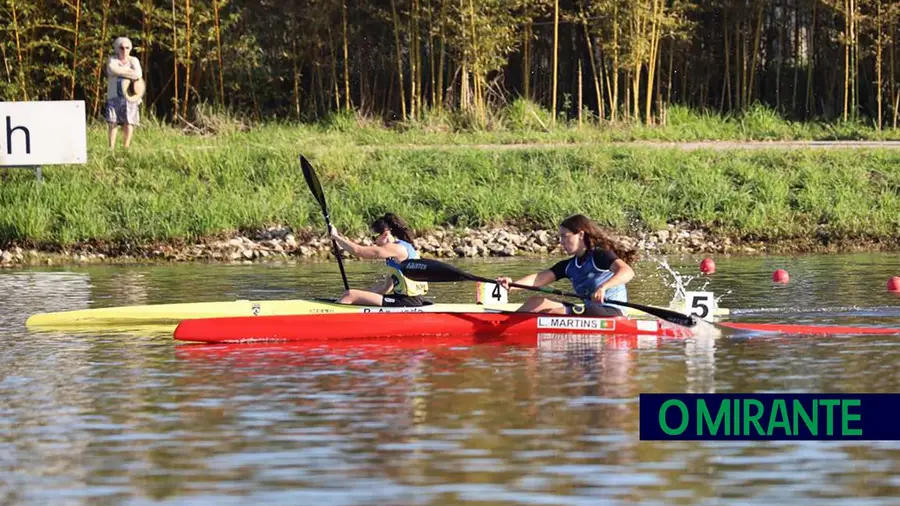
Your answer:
[1,253,898,505]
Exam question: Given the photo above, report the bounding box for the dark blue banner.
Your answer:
[639,394,900,440]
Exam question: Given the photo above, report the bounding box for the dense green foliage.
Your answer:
[5,0,900,129]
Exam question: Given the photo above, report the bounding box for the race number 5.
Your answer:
[683,291,716,321]
[476,281,509,304]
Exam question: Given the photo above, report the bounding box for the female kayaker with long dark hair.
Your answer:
[329,213,429,307]
[496,214,636,316]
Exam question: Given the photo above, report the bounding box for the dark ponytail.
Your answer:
[371,213,414,243]
[559,214,637,264]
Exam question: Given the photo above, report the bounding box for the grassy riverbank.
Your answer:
[1,106,899,252]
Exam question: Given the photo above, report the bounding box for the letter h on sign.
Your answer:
[6,116,31,156]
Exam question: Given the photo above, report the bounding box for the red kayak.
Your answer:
[173,312,692,343]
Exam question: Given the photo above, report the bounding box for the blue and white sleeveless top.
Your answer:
[549,249,627,303]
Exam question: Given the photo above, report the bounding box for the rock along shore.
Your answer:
[0,223,895,267]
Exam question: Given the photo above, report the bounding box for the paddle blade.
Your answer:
[607,299,698,327]
[300,155,327,214]
[395,258,482,283]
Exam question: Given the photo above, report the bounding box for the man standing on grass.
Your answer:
[105,37,144,150]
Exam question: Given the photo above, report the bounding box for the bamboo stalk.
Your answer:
[390,0,407,118]
[140,0,152,96]
[891,9,897,127]
[437,0,447,110]
[69,0,81,99]
[645,0,662,125]
[791,0,799,114]
[92,0,111,117]
[428,0,436,109]
[342,0,351,111]
[577,58,583,125]
[213,0,225,105]
[843,0,850,121]
[806,0,816,116]
[10,0,28,100]
[467,0,481,121]
[410,0,418,118]
[0,42,11,84]
[523,20,531,100]
[775,0,784,107]
[551,0,559,124]
[182,0,192,118]
[666,37,674,107]
[611,1,619,122]
[746,0,764,107]
[583,19,603,120]
[171,0,180,116]
[876,0,883,129]
[328,25,340,110]
[292,36,301,119]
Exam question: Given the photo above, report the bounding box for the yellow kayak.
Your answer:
[25,298,729,334]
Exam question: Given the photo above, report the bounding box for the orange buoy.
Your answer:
[888,276,900,292]
[700,257,716,274]
[773,269,790,284]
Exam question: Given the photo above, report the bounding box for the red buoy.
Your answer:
[888,276,900,292]
[773,269,790,284]
[700,257,716,274]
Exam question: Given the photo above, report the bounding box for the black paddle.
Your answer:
[395,257,699,328]
[300,155,349,291]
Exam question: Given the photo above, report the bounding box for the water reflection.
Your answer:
[1,253,899,504]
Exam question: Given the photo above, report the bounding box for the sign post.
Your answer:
[0,100,88,181]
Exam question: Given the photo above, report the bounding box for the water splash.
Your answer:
[645,254,731,309]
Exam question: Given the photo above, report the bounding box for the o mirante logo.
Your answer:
[639,394,900,440]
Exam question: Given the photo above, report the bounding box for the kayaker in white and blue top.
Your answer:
[496,214,636,316]
[329,213,429,307]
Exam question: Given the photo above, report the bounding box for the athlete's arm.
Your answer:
[594,259,634,302]
[496,269,558,291]
[330,227,408,260]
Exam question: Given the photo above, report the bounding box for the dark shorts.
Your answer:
[106,97,140,126]
[382,294,427,307]
[562,301,626,317]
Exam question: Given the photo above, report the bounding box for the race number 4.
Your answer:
[476,281,509,304]
[683,291,717,321]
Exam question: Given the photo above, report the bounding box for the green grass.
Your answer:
[1,107,899,250]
